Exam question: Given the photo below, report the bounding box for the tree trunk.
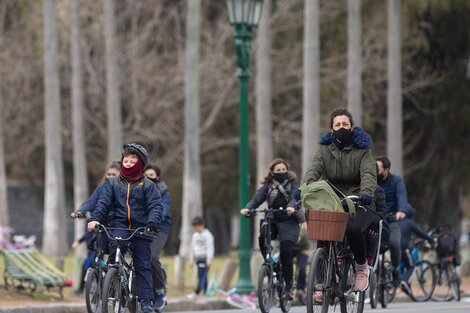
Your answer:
[387,0,403,176]
[302,0,321,173]
[179,0,202,260]
[70,0,88,283]
[42,0,67,260]
[103,0,123,162]
[0,1,8,227]
[347,0,362,126]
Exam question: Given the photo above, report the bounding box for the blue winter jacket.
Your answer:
[155,180,172,235]
[378,172,412,218]
[398,218,433,251]
[91,175,164,233]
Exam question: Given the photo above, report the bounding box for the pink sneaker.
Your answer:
[354,265,369,291]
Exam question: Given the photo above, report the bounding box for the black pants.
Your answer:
[194,259,209,295]
[345,206,376,265]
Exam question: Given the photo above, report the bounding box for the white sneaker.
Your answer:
[354,266,370,291]
[186,292,197,301]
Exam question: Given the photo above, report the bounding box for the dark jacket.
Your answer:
[301,127,377,211]
[155,180,172,235]
[399,218,433,251]
[246,179,299,222]
[379,172,411,217]
[91,175,164,232]
[375,185,387,219]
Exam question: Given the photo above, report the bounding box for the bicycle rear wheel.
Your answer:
[381,260,395,306]
[85,268,101,313]
[258,264,274,313]
[369,266,378,309]
[433,263,460,301]
[409,260,436,302]
[339,259,365,313]
[101,267,124,313]
[307,246,330,313]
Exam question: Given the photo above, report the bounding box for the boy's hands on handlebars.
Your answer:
[88,221,99,230]
[145,223,158,233]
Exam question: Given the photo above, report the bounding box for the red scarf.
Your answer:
[120,159,144,182]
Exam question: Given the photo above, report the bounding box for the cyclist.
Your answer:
[398,206,434,292]
[376,156,414,287]
[88,143,164,313]
[299,108,377,292]
[70,161,121,296]
[241,158,301,300]
[143,163,172,312]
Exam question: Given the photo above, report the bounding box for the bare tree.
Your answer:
[347,0,362,125]
[387,0,403,175]
[42,0,67,260]
[103,0,123,161]
[0,0,8,227]
[179,0,202,259]
[302,0,321,173]
[69,0,88,282]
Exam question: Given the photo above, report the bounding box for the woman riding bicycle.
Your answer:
[299,108,377,292]
[241,158,301,300]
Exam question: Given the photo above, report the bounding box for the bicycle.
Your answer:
[429,228,461,302]
[389,239,437,302]
[98,224,155,313]
[251,207,292,313]
[71,211,107,313]
[205,272,257,309]
[368,220,395,309]
[306,195,365,313]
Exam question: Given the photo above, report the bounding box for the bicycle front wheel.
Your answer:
[101,267,124,313]
[409,260,436,302]
[85,268,101,313]
[339,259,365,313]
[369,266,379,309]
[258,264,274,313]
[307,246,330,313]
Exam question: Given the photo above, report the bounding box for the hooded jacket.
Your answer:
[91,175,164,234]
[301,127,377,211]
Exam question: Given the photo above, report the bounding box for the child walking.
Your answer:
[187,216,214,300]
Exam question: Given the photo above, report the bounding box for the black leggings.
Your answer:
[345,206,376,265]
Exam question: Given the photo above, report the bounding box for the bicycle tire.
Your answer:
[258,264,274,313]
[101,267,124,313]
[85,268,101,313]
[306,246,330,313]
[409,260,436,302]
[339,259,365,313]
[278,275,292,313]
[381,261,395,306]
[369,267,378,309]
[449,265,461,301]
[433,263,460,302]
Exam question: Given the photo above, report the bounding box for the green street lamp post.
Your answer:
[225,0,263,294]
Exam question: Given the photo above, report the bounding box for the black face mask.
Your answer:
[273,172,288,183]
[333,127,353,144]
[147,177,159,183]
[378,173,385,182]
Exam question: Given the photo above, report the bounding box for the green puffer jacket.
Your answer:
[300,127,377,211]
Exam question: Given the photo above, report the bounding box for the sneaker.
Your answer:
[153,291,167,312]
[400,281,411,296]
[354,265,370,291]
[140,300,153,313]
[392,269,400,288]
[282,288,293,301]
[186,292,197,301]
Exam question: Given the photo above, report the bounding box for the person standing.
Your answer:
[143,164,172,312]
[376,156,413,287]
[300,108,377,291]
[187,216,214,301]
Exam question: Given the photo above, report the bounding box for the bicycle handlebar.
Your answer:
[71,211,91,219]
[95,224,157,241]
[250,207,287,214]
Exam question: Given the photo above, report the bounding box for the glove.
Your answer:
[145,223,158,233]
[293,188,301,202]
[359,194,373,205]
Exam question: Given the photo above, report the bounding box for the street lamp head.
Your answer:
[226,0,263,27]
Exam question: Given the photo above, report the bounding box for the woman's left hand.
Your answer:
[286,207,295,215]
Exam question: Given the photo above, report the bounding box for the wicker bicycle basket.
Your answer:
[307,210,350,241]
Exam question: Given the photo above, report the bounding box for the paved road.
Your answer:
[169,297,470,313]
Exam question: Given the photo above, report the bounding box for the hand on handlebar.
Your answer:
[395,212,406,221]
[286,207,295,216]
[240,208,251,216]
[88,221,100,230]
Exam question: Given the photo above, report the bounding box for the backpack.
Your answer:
[436,228,458,258]
[299,180,356,217]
